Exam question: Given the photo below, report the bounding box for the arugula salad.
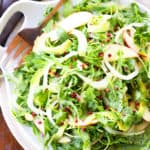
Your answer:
[11,0,150,149]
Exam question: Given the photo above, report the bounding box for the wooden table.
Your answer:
[0,110,23,150]
[0,0,150,150]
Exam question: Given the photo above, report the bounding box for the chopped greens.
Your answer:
[11,0,150,149]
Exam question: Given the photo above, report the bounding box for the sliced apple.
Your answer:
[59,11,93,32]
[104,44,139,80]
[134,121,149,131]
[123,30,138,52]
[69,115,98,127]
[143,107,150,122]
[33,32,72,55]
[34,118,44,134]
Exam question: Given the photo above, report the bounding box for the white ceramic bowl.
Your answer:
[0,0,149,149]
[0,1,59,150]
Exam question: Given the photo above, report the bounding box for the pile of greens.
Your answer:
[11,0,150,149]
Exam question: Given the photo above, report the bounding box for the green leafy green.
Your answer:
[10,0,150,150]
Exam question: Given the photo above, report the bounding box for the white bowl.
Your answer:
[0,0,149,149]
[0,1,59,150]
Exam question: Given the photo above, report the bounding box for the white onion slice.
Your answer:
[27,63,53,116]
[70,29,87,56]
[105,127,144,136]
[27,51,78,115]
[74,72,111,90]
[104,44,138,62]
[115,26,135,43]
[60,51,78,63]
[27,89,46,115]
[104,54,139,80]
[58,136,71,144]
[115,23,144,43]
[70,115,98,127]
[43,63,52,88]
[46,100,58,127]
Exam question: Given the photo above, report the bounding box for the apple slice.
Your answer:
[123,30,138,52]
[143,107,150,122]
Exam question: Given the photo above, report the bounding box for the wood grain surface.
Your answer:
[0,110,23,150]
[0,0,150,150]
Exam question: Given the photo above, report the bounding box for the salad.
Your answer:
[11,0,150,149]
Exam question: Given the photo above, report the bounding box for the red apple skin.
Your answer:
[123,30,138,52]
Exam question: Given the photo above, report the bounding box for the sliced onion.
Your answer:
[27,64,53,116]
[70,116,98,127]
[74,72,111,90]
[115,23,144,43]
[104,44,139,80]
[101,61,109,74]
[70,29,87,56]
[129,23,145,27]
[27,50,77,115]
[46,101,58,127]
[27,86,46,115]
[105,127,145,136]
[104,57,139,80]
[115,26,135,43]
[123,30,138,52]
[104,44,138,61]
[60,51,78,63]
